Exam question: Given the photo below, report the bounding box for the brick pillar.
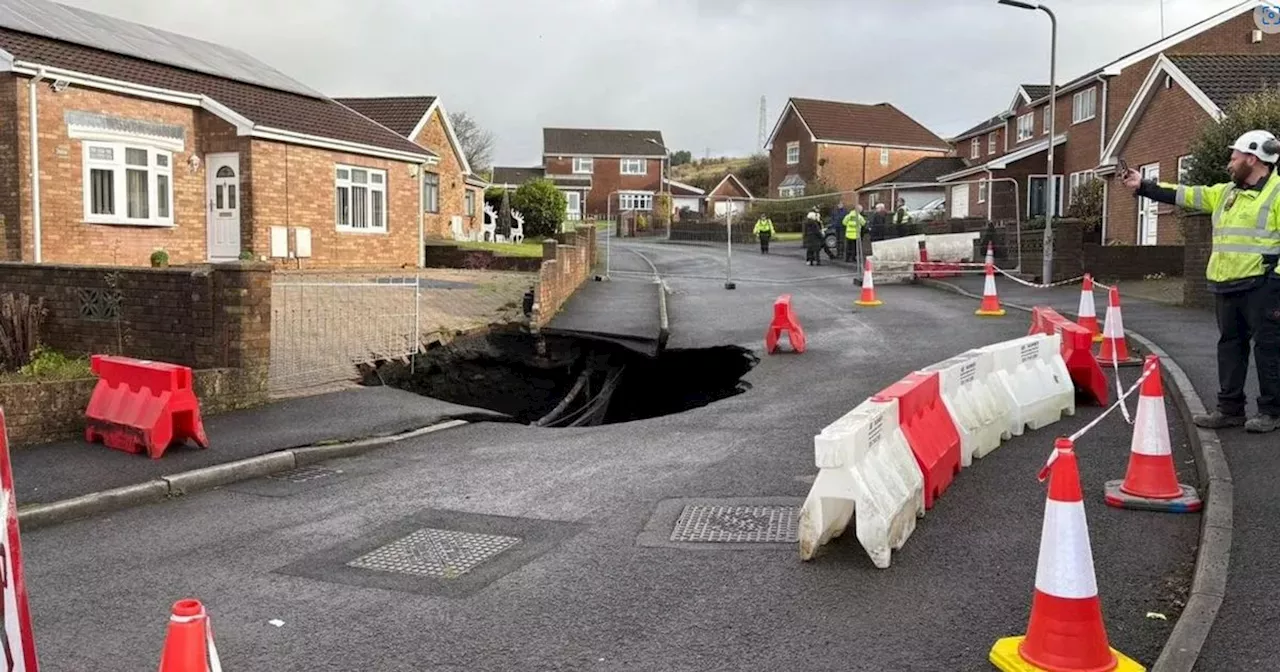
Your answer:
[1181,214,1213,308]
[542,239,558,262]
[211,262,272,403]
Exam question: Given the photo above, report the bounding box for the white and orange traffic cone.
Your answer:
[985,241,995,266]
[1078,275,1103,343]
[991,438,1144,672]
[975,262,1006,317]
[1097,286,1142,366]
[1104,356,1202,513]
[855,258,883,307]
[159,599,222,672]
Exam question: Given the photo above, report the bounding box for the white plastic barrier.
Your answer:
[798,397,925,569]
[917,348,1009,467]
[978,333,1075,437]
[924,232,980,262]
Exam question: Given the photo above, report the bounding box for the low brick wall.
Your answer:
[1181,214,1214,308]
[1083,243,1185,280]
[423,244,543,272]
[1018,219,1086,284]
[533,229,597,327]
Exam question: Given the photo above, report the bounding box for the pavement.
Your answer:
[16,239,1200,671]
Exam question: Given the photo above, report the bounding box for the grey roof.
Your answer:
[543,128,665,156]
[1167,54,1280,109]
[951,113,1005,141]
[860,157,968,189]
[1022,85,1051,101]
[490,166,544,185]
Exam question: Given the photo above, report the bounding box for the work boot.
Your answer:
[1246,414,1280,433]
[1192,411,1246,429]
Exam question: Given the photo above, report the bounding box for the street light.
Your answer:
[1000,0,1057,284]
[644,137,673,240]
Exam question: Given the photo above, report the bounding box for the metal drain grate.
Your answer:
[669,505,800,543]
[267,466,342,483]
[345,528,522,578]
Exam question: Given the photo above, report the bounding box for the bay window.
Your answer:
[83,142,173,226]
[335,165,388,232]
[617,191,653,211]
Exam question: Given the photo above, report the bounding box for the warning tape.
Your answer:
[1037,358,1157,481]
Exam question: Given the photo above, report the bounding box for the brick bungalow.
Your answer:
[1099,53,1280,245]
[764,97,952,199]
[705,173,754,217]
[542,128,666,218]
[334,95,487,241]
[856,155,966,212]
[940,0,1280,236]
[0,0,437,269]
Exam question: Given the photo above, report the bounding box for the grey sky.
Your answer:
[57,0,1245,166]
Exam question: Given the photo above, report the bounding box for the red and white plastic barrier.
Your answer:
[917,349,1009,467]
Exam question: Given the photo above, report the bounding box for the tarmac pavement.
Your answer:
[17,240,1198,671]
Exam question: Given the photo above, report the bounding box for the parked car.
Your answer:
[908,197,946,222]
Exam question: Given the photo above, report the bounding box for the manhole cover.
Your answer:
[669,505,799,543]
[267,466,342,483]
[345,528,522,579]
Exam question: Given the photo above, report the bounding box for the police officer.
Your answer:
[1122,129,1280,433]
[842,204,866,264]
[753,213,775,254]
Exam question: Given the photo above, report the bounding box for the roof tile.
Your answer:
[789,98,950,150]
[334,96,437,138]
[860,157,968,189]
[543,128,665,156]
[1167,54,1280,109]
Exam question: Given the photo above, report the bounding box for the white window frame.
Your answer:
[82,141,174,227]
[1043,106,1050,135]
[1072,87,1097,124]
[1028,174,1065,218]
[987,132,997,154]
[1017,112,1034,142]
[977,180,987,204]
[879,147,890,166]
[779,185,805,198]
[465,189,475,216]
[1178,155,1193,184]
[565,191,582,220]
[868,192,880,206]
[786,141,799,165]
[335,164,389,233]
[620,158,647,175]
[572,157,594,174]
[1068,170,1094,203]
[423,171,440,214]
[970,138,980,159]
[617,191,653,211]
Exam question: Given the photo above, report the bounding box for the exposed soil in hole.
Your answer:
[363,328,759,426]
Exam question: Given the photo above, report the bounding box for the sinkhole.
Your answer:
[362,328,759,426]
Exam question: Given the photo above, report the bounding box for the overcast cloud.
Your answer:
[57,0,1246,166]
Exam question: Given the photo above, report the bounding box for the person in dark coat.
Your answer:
[803,209,824,266]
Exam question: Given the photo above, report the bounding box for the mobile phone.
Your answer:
[1117,158,1129,175]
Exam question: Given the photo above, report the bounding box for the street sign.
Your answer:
[0,409,38,671]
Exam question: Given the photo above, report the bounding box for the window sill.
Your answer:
[1073,116,1096,125]
[84,218,175,228]
[335,226,388,235]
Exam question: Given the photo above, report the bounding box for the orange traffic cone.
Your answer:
[159,599,222,672]
[975,262,1006,317]
[991,438,1144,672]
[1097,286,1142,366]
[855,258,883,307]
[1078,275,1103,343]
[1104,356,1202,513]
[985,241,995,266]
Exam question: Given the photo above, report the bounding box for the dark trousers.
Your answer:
[844,237,858,262]
[758,232,771,253]
[805,248,820,264]
[1215,278,1280,416]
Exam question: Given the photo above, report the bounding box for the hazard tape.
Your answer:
[1036,358,1157,481]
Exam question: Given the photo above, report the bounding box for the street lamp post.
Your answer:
[999,0,1057,284]
[645,138,672,240]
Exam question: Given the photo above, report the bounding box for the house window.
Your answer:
[868,192,880,206]
[879,147,890,166]
[620,158,646,175]
[1017,113,1034,142]
[970,138,980,159]
[786,141,799,165]
[987,132,997,154]
[1043,106,1050,135]
[572,157,593,174]
[1028,175,1065,218]
[1178,156,1193,184]
[617,191,653,210]
[82,142,173,226]
[978,180,987,204]
[1069,170,1094,203]
[566,191,582,220]
[335,164,388,232]
[779,185,805,198]
[423,172,439,213]
[465,189,475,216]
[1072,87,1097,123]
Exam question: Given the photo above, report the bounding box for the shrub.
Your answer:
[1185,88,1280,186]
[1066,177,1104,231]
[512,178,567,238]
[150,249,169,268]
[0,293,46,373]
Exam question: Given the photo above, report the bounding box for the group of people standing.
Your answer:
[751,198,913,271]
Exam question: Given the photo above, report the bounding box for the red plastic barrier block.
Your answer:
[765,294,806,354]
[872,371,961,510]
[84,355,210,459]
[1027,306,1109,406]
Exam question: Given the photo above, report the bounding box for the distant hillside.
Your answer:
[670,157,752,185]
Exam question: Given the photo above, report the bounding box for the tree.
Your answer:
[1067,176,1104,235]
[735,154,769,197]
[1185,88,1280,186]
[448,110,495,172]
[669,150,693,167]
[512,179,567,238]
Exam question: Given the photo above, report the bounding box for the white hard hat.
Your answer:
[1229,129,1280,163]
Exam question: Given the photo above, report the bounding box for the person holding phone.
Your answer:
[1121,130,1280,433]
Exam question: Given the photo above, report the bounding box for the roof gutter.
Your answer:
[28,66,46,263]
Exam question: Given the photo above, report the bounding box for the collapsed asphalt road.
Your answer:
[19,237,1197,671]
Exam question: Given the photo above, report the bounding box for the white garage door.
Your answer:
[950,184,969,219]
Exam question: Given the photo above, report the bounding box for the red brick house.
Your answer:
[940,0,1280,236]
[1099,53,1280,245]
[764,97,952,199]
[335,95,486,241]
[705,173,754,217]
[0,0,437,269]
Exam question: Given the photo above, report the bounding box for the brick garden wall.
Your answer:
[0,261,272,445]
[423,243,543,272]
[1083,243,1185,280]
[1181,214,1214,309]
[533,228,597,327]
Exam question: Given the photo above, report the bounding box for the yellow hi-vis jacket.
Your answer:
[842,210,865,240]
[753,217,775,235]
[1173,171,1280,283]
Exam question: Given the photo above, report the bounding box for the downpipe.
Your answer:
[29,67,46,263]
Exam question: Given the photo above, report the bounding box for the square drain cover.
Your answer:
[669,505,799,543]
[346,528,521,579]
[267,466,342,483]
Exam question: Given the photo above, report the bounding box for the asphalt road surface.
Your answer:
[20,238,1197,671]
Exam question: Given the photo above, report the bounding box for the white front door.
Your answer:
[1137,163,1159,245]
[206,153,242,261]
[565,191,581,220]
[950,184,970,218]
